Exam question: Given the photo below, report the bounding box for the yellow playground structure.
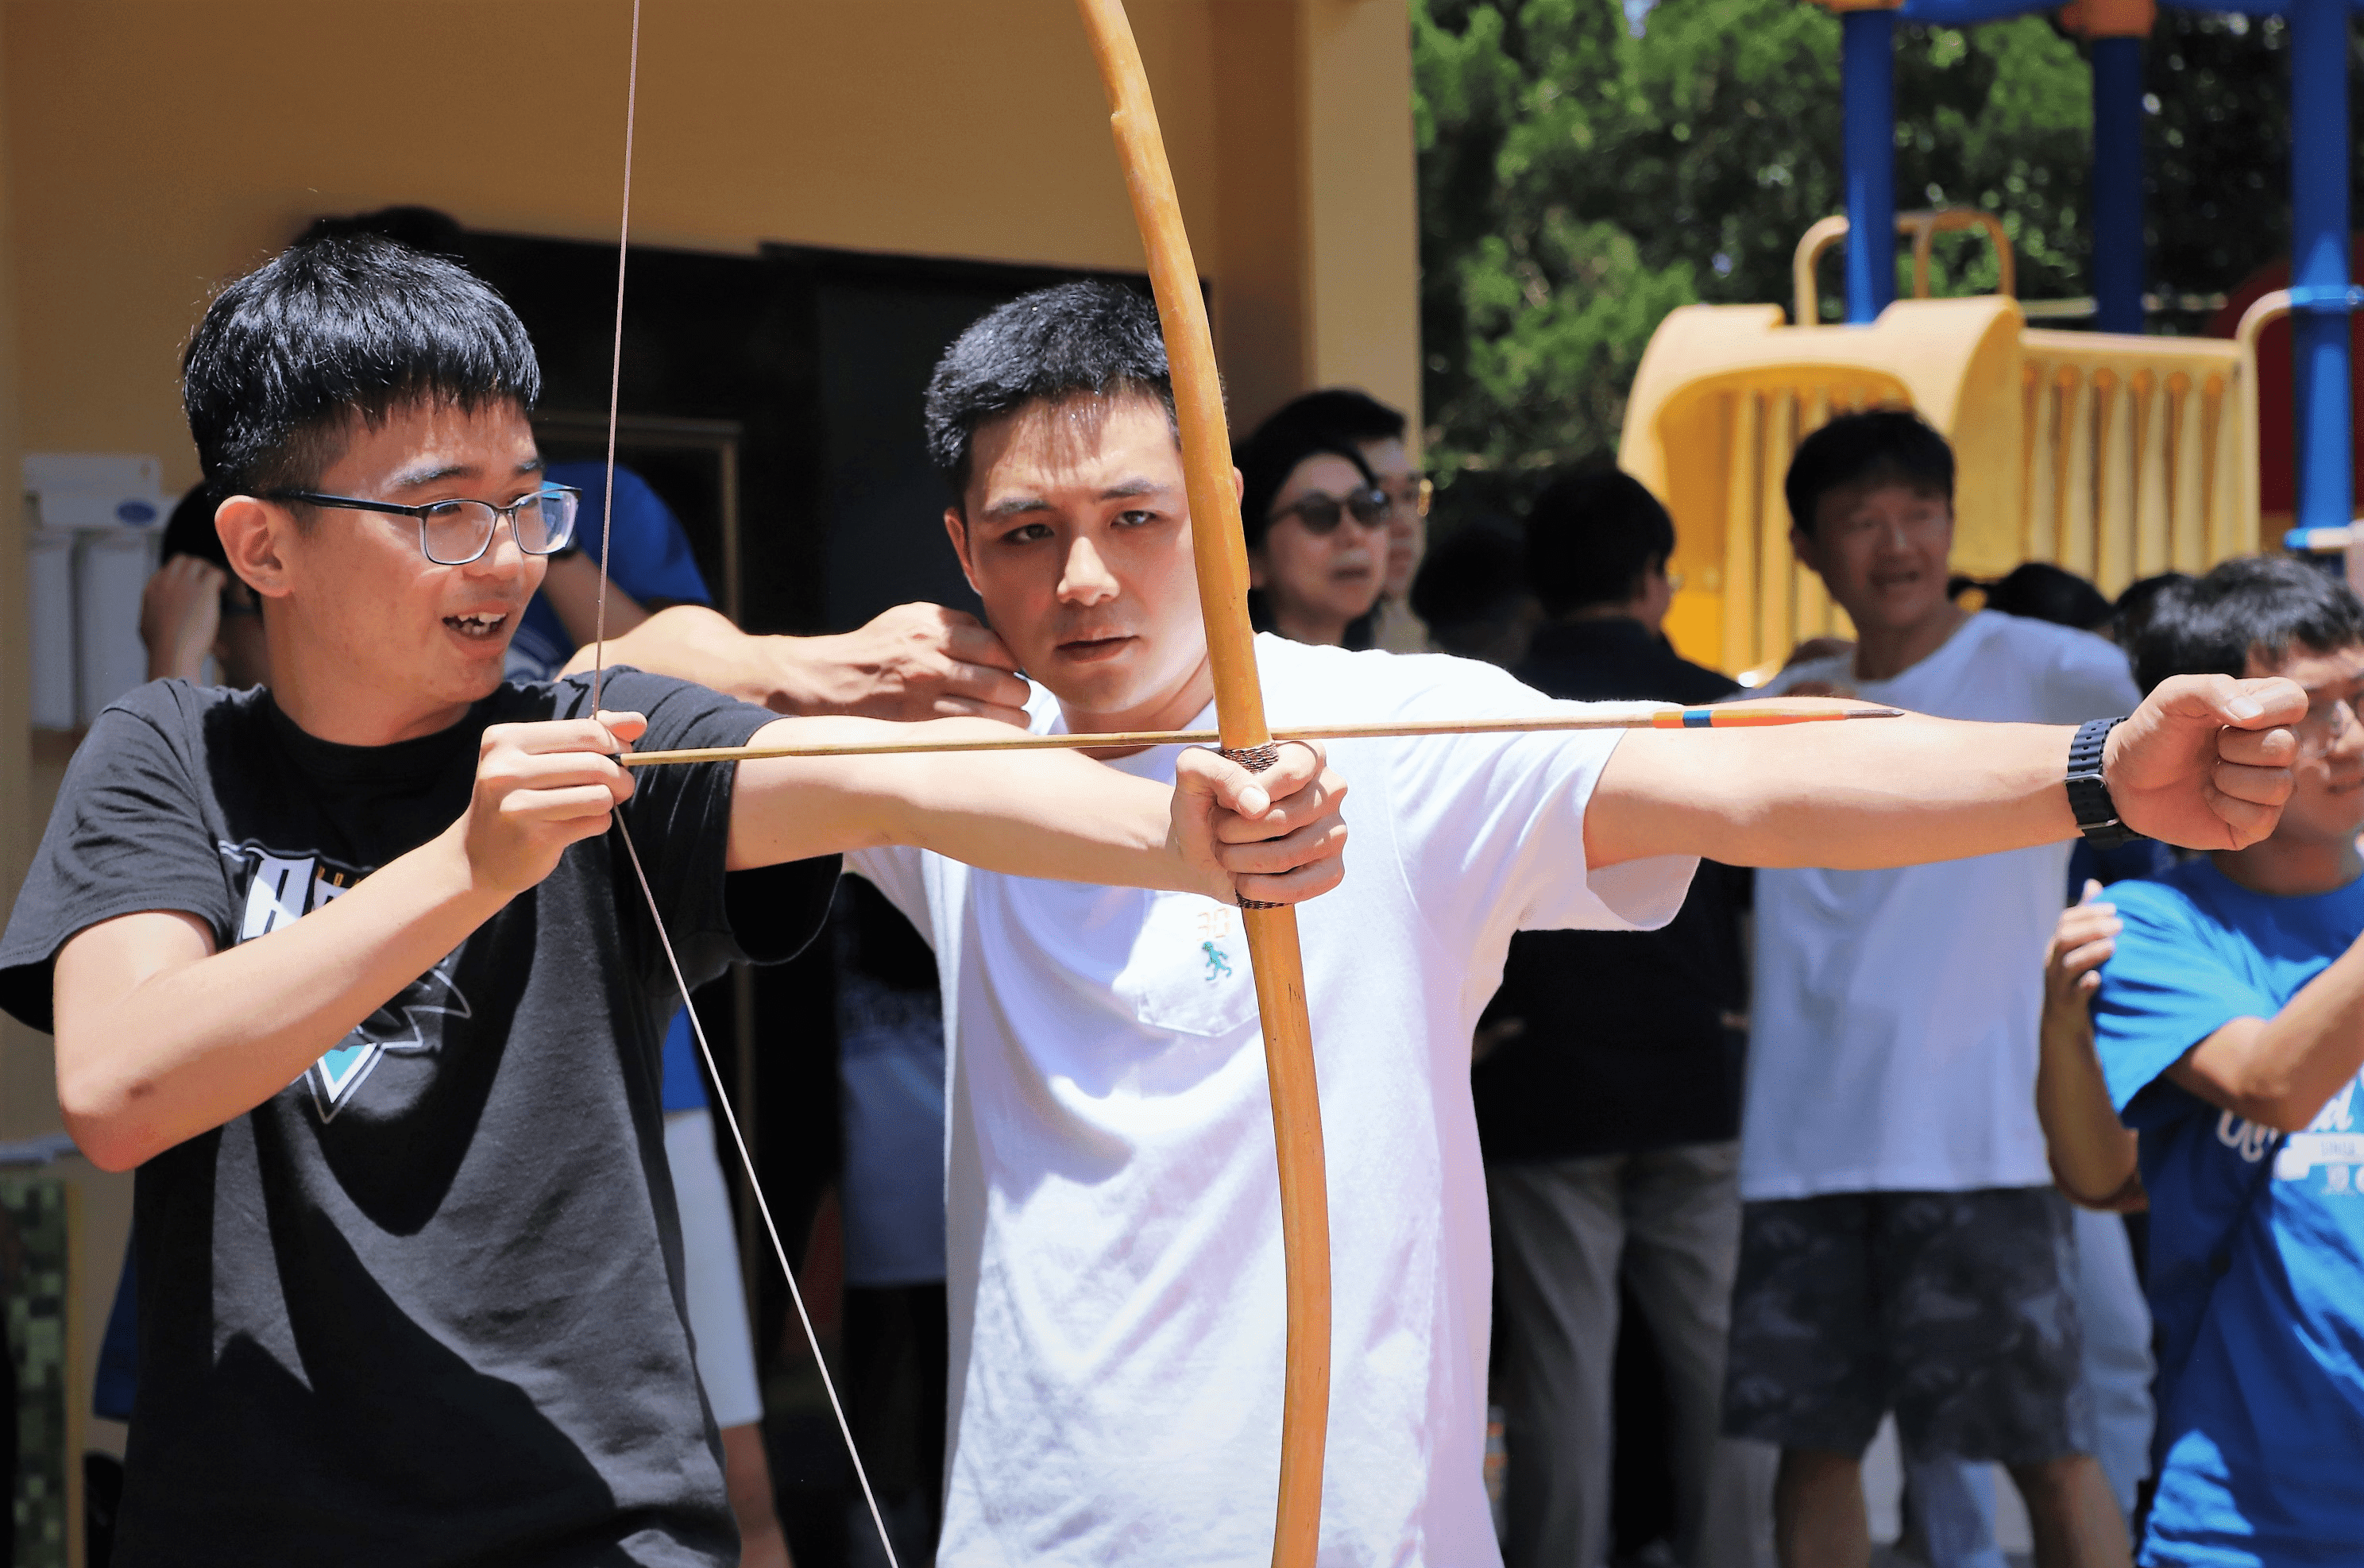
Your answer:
[1620,213,2271,678]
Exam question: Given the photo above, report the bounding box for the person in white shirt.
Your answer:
[589,286,2300,1568]
[1731,411,2142,1568]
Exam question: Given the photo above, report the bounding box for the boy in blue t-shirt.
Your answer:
[2090,556,2364,1566]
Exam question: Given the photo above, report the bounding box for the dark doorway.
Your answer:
[450,223,1149,1567]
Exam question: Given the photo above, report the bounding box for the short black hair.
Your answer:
[923,281,1180,500]
[1411,523,1530,654]
[1784,409,1954,538]
[2112,571,2191,652]
[1524,465,1675,618]
[1979,562,2112,631]
[1248,388,1407,453]
[159,485,227,572]
[1237,417,1377,550]
[2130,555,2364,696]
[295,204,467,259]
[182,232,541,500]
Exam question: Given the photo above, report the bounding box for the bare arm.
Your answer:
[2036,886,2145,1209]
[539,551,651,646]
[1587,675,2304,870]
[53,716,638,1172]
[2167,930,2364,1133]
[563,602,1033,724]
[721,716,1347,906]
[139,557,225,683]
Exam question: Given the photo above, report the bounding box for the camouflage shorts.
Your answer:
[1721,1187,2093,1464]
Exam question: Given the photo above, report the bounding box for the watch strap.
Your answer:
[2067,715,2140,848]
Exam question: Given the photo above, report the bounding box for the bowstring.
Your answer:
[588,6,902,1562]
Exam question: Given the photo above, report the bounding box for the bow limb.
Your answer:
[1071,6,1332,1566]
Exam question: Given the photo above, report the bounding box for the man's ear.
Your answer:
[1247,543,1269,592]
[214,496,296,601]
[1790,525,1822,577]
[942,506,983,597]
[1232,465,1245,505]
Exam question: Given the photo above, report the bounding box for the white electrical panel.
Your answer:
[22,453,168,729]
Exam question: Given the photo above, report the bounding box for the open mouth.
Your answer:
[444,611,510,641]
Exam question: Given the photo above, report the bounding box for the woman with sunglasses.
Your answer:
[1238,423,1393,648]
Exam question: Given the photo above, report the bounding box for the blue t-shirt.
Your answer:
[657,1009,709,1114]
[2093,858,2364,1566]
[508,462,713,678]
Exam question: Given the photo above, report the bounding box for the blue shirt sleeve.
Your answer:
[2092,879,2279,1129]
[518,464,714,674]
[658,1007,712,1113]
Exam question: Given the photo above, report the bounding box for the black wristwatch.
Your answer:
[2067,715,2141,848]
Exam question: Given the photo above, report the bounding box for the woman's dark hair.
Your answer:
[1246,388,1406,454]
[1236,418,1378,550]
[1976,562,2113,631]
[182,232,540,500]
[1524,465,1675,618]
[923,281,1180,500]
[1783,409,1954,537]
[2130,555,2364,696]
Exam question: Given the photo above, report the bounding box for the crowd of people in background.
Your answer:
[43,220,2364,1568]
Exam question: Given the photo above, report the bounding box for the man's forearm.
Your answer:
[53,826,506,1170]
[724,715,1207,892]
[1590,712,2074,869]
[2036,1014,2142,1206]
[2175,939,2364,1132]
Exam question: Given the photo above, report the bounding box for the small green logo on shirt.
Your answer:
[1201,940,1234,982]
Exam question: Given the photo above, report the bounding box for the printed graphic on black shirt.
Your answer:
[220,840,469,1122]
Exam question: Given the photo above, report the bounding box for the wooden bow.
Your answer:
[1071,6,1332,1565]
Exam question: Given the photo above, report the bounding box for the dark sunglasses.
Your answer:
[1271,486,1392,536]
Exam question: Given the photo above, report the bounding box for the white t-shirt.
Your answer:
[1742,611,2141,1200]
[849,635,1695,1567]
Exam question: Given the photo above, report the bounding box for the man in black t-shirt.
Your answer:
[0,236,1346,1568]
[1474,468,1763,1568]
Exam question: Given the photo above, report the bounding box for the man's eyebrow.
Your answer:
[389,462,476,492]
[1099,478,1171,501]
[981,493,1055,522]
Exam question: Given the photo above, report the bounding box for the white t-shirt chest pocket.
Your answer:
[1114,892,1264,1039]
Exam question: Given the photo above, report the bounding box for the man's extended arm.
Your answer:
[2036,889,2144,1209]
[52,713,1343,1172]
[563,602,1033,725]
[1587,674,2304,870]
[2167,933,2364,1134]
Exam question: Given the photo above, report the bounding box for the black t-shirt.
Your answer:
[1472,618,1752,1163]
[0,671,838,1567]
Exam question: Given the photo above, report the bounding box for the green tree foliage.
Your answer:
[1413,0,2358,521]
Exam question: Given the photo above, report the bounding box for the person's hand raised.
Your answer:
[2104,674,2305,849]
[140,555,226,683]
[783,603,1031,726]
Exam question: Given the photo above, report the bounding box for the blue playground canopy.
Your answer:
[1829,0,2354,529]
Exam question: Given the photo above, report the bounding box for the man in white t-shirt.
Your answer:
[1731,411,2141,1568]
[590,288,2299,1566]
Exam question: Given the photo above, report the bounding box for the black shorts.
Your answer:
[1720,1187,2093,1464]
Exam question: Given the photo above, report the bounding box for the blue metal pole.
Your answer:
[2090,36,2146,334]
[1841,9,1897,324]
[2289,0,2352,531]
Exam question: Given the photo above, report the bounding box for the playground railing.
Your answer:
[1621,294,2261,677]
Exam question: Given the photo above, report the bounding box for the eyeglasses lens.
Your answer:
[1295,489,1393,535]
[417,489,579,565]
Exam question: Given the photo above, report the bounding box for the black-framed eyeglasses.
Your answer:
[265,485,582,566]
[1271,486,1392,537]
